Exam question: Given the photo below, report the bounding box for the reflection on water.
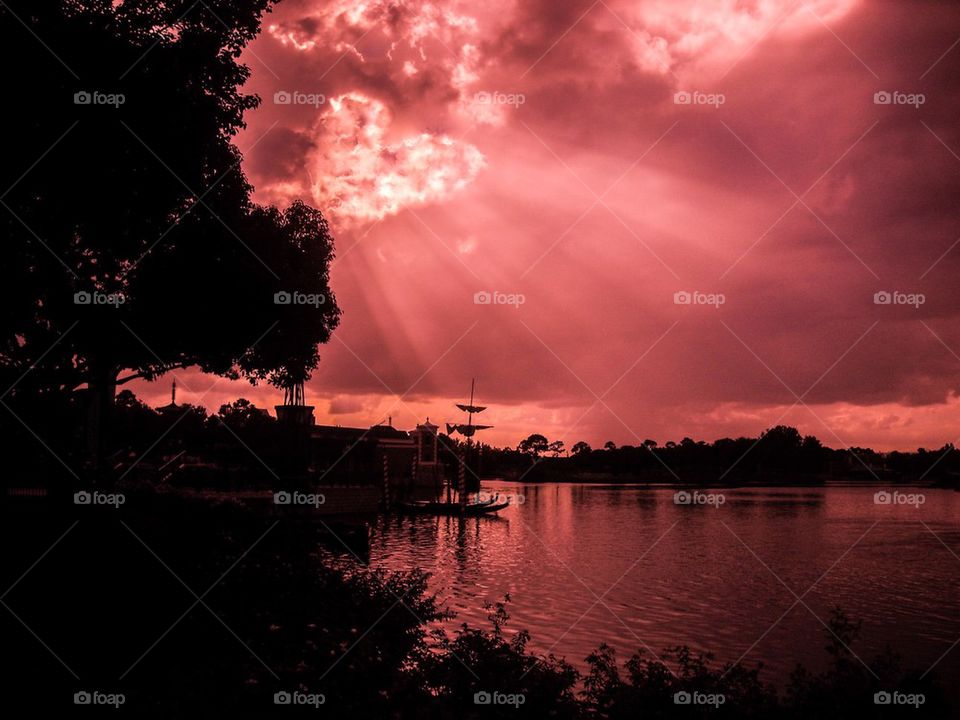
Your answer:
[369,483,960,683]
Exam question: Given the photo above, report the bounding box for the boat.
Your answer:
[399,493,510,516]
[399,379,506,516]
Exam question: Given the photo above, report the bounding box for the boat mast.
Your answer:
[466,378,475,444]
[444,378,493,502]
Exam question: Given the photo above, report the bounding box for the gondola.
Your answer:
[399,380,510,516]
[398,493,510,516]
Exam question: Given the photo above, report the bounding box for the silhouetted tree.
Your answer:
[518,433,549,458]
[757,425,804,472]
[112,388,161,454]
[571,441,592,456]
[0,1,340,472]
[216,398,272,431]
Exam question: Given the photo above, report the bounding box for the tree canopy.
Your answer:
[518,433,549,457]
[1,0,339,409]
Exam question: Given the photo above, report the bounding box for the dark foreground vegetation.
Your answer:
[1,497,949,717]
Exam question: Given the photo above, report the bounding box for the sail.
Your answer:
[455,404,486,414]
[448,381,491,440]
[448,423,493,437]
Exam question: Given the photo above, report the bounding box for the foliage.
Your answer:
[517,434,549,457]
[473,426,960,485]
[0,1,340,470]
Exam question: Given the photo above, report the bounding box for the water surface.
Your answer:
[369,483,960,683]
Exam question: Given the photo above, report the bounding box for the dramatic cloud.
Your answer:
[133,0,960,452]
[308,92,485,223]
[621,0,860,75]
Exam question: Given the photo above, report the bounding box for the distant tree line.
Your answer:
[5,388,957,490]
[474,425,960,485]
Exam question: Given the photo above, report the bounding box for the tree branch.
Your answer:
[117,362,188,385]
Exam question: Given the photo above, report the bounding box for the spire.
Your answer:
[171,379,177,406]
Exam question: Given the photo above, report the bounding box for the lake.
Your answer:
[369,483,960,685]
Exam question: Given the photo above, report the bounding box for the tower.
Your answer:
[275,381,315,427]
[413,418,443,500]
[275,380,315,477]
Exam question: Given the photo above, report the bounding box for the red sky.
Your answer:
[131,0,960,452]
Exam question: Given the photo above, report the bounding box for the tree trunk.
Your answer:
[85,363,117,480]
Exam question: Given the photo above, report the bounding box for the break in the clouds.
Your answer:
[144,0,960,451]
[309,92,485,223]
[248,0,493,223]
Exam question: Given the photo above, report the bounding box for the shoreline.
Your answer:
[485,473,954,489]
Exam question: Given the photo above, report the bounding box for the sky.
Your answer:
[131,0,960,452]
